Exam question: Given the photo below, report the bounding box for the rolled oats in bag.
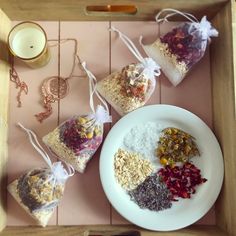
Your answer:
[43,62,112,173]
[97,27,161,116]
[140,9,218,86]
[8,124,74,227]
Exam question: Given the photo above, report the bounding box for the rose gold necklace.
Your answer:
[10,58,28,108]
[10,38,84,123]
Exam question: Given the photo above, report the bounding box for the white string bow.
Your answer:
[155,8,218,41]
[109,26,161,81]
[81,62,112,124]
[18,123,74,183]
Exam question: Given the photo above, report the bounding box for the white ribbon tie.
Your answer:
[18,123,74,183]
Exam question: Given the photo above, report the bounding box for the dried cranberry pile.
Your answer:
[160,23,205,68]
[158,163,207,200]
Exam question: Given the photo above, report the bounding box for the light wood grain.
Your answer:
[0,0,234,235]
[109,21,161,224]
[58,21,111,225]
[0,8,11,232]
[211,1,236,236]
[0,225,228,236]
[232,0,236,117]
[7,22,59,226]
[159,22,215,225]
[0,0,227,21]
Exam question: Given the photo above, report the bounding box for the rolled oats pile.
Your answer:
[114,149,153,190]
[97,27,161,117]
[97,67,151,116]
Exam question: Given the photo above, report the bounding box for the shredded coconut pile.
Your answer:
[123,122,163,167]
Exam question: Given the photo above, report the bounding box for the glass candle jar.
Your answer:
[8,21,51,68]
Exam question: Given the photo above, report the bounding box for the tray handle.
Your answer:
[86,5,137,16]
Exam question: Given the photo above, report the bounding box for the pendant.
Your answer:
[42,76,69,100]
[35,76,69,123]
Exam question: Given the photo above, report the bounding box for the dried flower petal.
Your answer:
[17,168,64,212]
[156,127,200,166]
[120,63,150,101]
[158,163,207,200]
[129,175,173,211]
[160,23,205,68]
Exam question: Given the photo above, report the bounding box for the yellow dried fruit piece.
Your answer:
[86,132,93,139]
[94,127,101,135]
[185,145,192,155]
[78,117,87,124]
[160,157,168,166]
[157,127,200,166]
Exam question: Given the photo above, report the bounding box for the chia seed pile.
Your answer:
[114,122,207,212]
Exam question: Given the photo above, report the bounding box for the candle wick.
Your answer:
[30,46,34,48]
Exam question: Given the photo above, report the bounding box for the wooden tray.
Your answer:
[0,1,235,235]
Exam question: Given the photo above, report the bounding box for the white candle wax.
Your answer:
[11,27,46,59]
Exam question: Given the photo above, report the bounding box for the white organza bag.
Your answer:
[141,9,218,86]
[8,124,74,227]
[97,27,161,116]
[43,62,112,173]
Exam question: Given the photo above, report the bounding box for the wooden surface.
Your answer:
[211,1,236,236]
[232,0,236,117]
[0,9,11,232]
[159,22,213,128]
[0,225,229,236]
[8,21,215,229]
[58,21,111,225]
[0,1,233,235]
[110,21,214,225]
[7,22,59,226]
[110,21,160,224]
[6,20,215,228]
[0,0,227,21]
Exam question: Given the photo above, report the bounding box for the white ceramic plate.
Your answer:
[99,104,224,231]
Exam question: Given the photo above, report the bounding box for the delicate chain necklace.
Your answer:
[10,58,28,108]
[10,38,85,123]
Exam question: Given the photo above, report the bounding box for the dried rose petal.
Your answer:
[158,163,207,200]
[160,23,205,68]
[59,117,102,154]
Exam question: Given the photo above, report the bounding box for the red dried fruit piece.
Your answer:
[158,163,207,200]
[160,23,205,68]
